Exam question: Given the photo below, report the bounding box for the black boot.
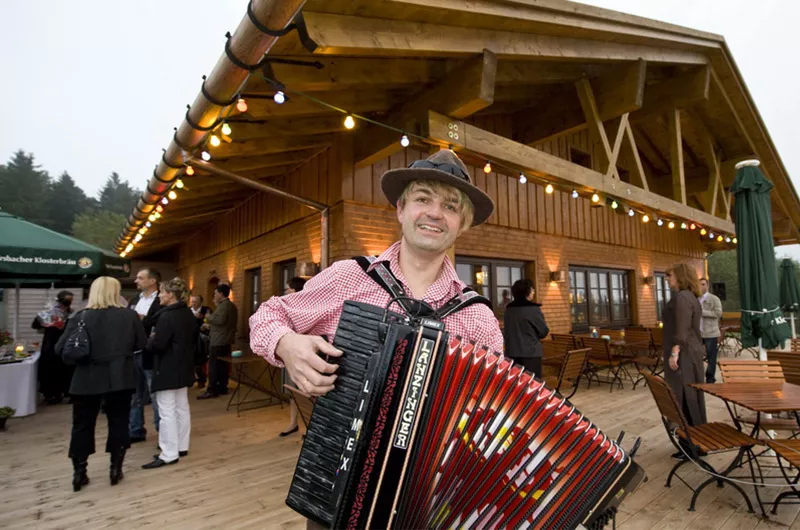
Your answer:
[109,448,126,486]
[71,457,90,492]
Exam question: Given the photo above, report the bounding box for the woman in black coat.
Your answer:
[55,277,146,492]
[142,277,197,469]
[503,279,550,377]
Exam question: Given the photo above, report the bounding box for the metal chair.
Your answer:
[624,328,661,388]
[643,373,760,513]
[581,337,626,392]
[767,350,800,385]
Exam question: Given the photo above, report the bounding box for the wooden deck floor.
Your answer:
[3,368,800,529]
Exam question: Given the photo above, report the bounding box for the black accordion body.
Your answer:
[287,301,645,529]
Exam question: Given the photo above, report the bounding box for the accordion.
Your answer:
[286,301,645,529]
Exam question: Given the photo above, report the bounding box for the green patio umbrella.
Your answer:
[0,211,131,280]
[731,162,791,352]
[779,258,800,338]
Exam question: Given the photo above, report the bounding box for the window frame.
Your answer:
[654,272,672,322]
[455,256,527,319]
[569,265,632,333]
[244,267,262,316]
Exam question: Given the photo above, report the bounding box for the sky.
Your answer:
[1,0,798,258]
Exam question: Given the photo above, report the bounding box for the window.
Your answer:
[569,266,631,332]
[277,260,296,296]
[569,147,592,169]
[456,257,525,320]
[245,268,262,316]
[655,272,672,322]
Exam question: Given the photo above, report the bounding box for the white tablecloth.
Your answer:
[0,352,39,417]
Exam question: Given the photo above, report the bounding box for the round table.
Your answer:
[0,352,40,417]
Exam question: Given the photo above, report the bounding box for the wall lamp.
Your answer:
[549,271,568,283]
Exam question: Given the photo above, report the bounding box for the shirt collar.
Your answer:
[141,290,158,301]
[368,241,463,303]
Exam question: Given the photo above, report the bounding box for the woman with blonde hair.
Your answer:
[55,276,147,491]
[142,277,197,469]
[663,263,707,459]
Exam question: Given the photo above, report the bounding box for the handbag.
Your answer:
[61,311,91,364]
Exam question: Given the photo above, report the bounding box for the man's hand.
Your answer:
[277,333,342,396]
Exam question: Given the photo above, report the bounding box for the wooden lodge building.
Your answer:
[118,0,800,344]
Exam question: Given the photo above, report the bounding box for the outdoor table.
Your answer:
[692,381,800,516]
[0,351,40,417]
[218,354,287,417]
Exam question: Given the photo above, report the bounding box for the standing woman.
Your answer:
[503,279,550,377]
[279,277,307,437]
[663,263,707,457]
[56,277,146,491]
[142,278,197,469]
[34,290,74,404]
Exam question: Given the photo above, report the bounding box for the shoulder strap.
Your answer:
[353,256,415,314]
[435,287,493,320]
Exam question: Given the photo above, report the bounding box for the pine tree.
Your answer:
[72,210,128,250]
[97,172,141,216]
[0,150,53,226]
[44,172,90,234]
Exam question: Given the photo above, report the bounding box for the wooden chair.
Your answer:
[767,350,800,385]
[718,360,798,435]
[624,328,661,388]
[283,384,316,433]
[642,373,759,513]
[598,329,623,340]
[542,339,568,368]
[762,439,800,514]
[550,333,578,352]
[647,326,664,352]
[791,339,800,353]
[543,348,591,399]
[581,337,626,392]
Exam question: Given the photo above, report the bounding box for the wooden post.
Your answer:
[668,107,687,205]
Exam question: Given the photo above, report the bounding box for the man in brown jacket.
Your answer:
[197,284,238,399]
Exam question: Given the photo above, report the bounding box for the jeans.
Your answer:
[703,337,719,383]
[70,390,133,459]
[129,354,160,438]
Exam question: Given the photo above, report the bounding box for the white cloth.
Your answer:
[134,290,158,317]
[155,387,191,462]
[0,352,40,417]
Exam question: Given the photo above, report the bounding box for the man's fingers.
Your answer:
[312,336,343,357]
[303,368,337,388]
[305,351,339,375]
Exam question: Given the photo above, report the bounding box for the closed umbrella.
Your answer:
[731,161,792,355]
[779,258,800,338]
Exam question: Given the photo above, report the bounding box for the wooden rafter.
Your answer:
[211,134,333,159]
[630,66,711,124]
[668,107,686,205]
[623,121,649,191]
[354,49,497,167]
[425,110,735,235]
[516,60,646,145]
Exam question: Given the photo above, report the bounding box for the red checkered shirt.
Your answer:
[249,241,504,367]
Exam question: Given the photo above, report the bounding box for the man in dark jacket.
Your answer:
[189,295,212,388]
[503,279,550,377]
[198,284,238,399]
[127,268,162,442]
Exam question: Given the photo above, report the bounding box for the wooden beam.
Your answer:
[227,116,345,140]
[302,13,710,64]
[516,60,646,145]
[211,134,333,159]
[243,89,398,118]
[216,149,324,173]
[624,121,649,191]
[630,66,711,123]
[631,126,670,174]
[424,110,735,235]
[354,49,497,167]
[668,108,686,205]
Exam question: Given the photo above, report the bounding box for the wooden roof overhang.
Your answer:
[118,0,800,257]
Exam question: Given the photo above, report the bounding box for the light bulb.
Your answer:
[185,165,195,176]
[273,91,285,104]
[343,115,356,130]
[134,234,142,242]
[176,179,184,189]
[628,209,635,217]
[725,237,731,243]
[236,98,248,112]
[125,244,134,253]
[210,135,221,147]
[571,189,578,199]
[156,205,163,213]
[145,221,152,228]
[481,161,491,174]
[700,228,707,236]
[689,223,697,231]
[400,135,410,148]
[138,227,146,235]
[148,214,156,222]
[668,221,675,229]
[680,222,687,230]
[201,151,211,161]
[611,200,618,209]
[161,197,169,205]
[642,215,650,223]
[657,219,663,226]
[733,237,737,244]
[717,235,723,242]
[221,123,232,136]
[154,212,161,219]
[709,232,715,239]
[545,184,554,194]
[120,252,127,258]
[168,190,177,200]
[519,174,527,184]
[591,193,600,203]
